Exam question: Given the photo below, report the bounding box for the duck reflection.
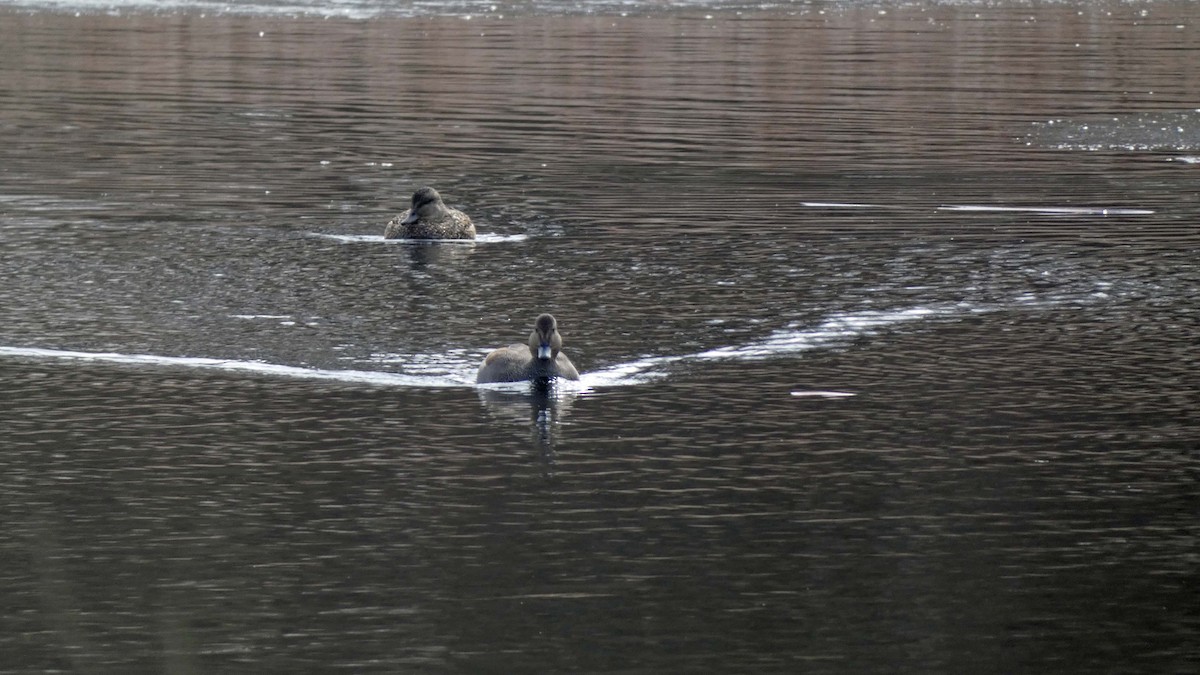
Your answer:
[476,382,578,458]
[396,239,476,267]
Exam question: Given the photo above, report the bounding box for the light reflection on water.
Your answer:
[1,1,1198,672]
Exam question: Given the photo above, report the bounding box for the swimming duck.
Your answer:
[384,187,475,240]
[476,314,581,384]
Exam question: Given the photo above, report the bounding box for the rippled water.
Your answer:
[2,0,1198,672]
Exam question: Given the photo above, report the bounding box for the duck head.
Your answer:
[400,186,447,225]
[528,313,563,361]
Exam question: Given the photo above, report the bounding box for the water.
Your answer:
[2,0,1198,672]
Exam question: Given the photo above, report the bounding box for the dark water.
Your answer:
[2,1,1198,672]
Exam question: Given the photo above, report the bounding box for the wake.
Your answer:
[0,304,967,390]
[310,233,528,244]
[0,346,469,387]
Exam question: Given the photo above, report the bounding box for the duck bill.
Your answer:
[400,211,419,225]
[537,345,553,360]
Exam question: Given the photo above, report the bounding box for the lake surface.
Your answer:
[1,0,1198,672]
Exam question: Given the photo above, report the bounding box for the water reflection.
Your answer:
[394,239,478,267]
[477,383,578,458]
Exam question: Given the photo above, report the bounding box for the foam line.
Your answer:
[937,205,1155,215]
[310,233,527,244]
[0,0,397,18]
[581,306,954,386]
[802,201,1153,216]
[691,307,943,361]
[801,201,890,209]
[0,346,470,388]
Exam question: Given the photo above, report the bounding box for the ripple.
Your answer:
[1027,110,1200,152]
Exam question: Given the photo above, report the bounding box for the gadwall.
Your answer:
[476,314,581,384]
[384,187,475,240]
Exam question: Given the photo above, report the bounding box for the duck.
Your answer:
[384,187,475,240]
[476,314,581,384]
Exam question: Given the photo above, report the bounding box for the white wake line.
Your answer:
[0,0,404,19]
[0,347,471,388]
[0,304,970,390]
[802,202,1155,216]
[581,305,956,387]
[938,205,1155,215]
[310,233,528,244]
